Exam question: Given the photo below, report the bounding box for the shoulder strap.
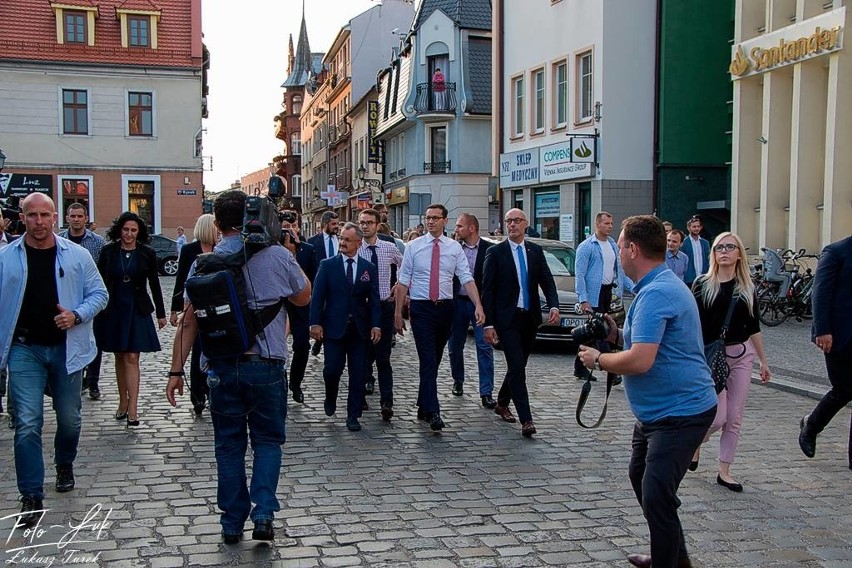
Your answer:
[576,371,615,429]
[719,294,738,339]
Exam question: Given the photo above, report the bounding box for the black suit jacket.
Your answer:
[482,239,559,331]
[171,240,204,312]
[294,240,318,283]
[812,235,852,351]
[454,238,493,295]
[98,241,166,319]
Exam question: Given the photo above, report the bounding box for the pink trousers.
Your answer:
[703,339,756,464]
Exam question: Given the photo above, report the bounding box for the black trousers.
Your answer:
[806,341,852,465]
[286,303,311,392]
[82,349,102,391]
[365,301,395,406]
[496,309,538,424]
[596,283,614,314]
[628,405,716,568]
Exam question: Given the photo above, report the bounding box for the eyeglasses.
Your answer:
[358,220,376,226]
[424,215,444,222]
[713,243,738,253]
[505,217,526,225]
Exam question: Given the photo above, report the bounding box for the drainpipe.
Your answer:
[496,0,505,222]
[652,0,662,215]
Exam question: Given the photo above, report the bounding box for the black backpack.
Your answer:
[185,249,283,359]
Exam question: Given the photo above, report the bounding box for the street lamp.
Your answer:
[356,164,381,190]
[0,148,6,172]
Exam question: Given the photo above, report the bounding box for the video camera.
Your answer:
[241,195,281,248]
[0,196,23,235]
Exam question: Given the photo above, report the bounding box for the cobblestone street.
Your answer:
[1,296,851,567]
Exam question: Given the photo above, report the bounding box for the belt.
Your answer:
[411,299,452,305]
[237,354,284,364]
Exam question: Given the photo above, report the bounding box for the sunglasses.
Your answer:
[713,243,738,253]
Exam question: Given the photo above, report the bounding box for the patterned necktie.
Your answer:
[346,258,354,286]
[429,238,440,302]
[327,236,334,258]
[516,245,529,310]
[369,245,378,268]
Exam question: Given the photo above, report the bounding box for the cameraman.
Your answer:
[166,190,311,543]
[578,215,716,568]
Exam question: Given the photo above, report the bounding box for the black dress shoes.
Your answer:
[222,531,243,545]
[716,474,743,492]
[799,414,816,458]
[346,417,361,432]
[291,388,304,404]
[417,408,430,421]
[481,395,497,409]
[381,403,394,421]
[494,404,516,423]
[19,496,43,528]
[430,413,445,431]
[627,553,692,568]
[365,379,375,395]
[324,399,336,417]
[55,464,75,493]
[252,519,274,541]
[89,388,101,400]
[452,382,463,396]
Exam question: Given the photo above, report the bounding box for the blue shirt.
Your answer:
[0,236,109,373]
[621,265,717,423]
[665,250,689,282]
[575,235,632,307]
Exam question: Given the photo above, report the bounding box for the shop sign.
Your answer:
[729,7,845,79]
[367,101,383,164]
[499,149,539,188]
[539,141,595,183]
[534,192,560,217]
[0,173,53,198]
[387,186,409,206]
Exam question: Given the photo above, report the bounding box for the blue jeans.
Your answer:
[207,359,287,533]
[448,298,494,396]
[9,342,83,499]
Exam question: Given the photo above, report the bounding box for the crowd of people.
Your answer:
[0,193,849,567]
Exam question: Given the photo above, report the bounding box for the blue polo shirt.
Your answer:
[622,265,717,423]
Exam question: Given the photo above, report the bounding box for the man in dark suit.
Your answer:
[310,222,381,432]
[281,211,317,404]
[681,215,710,286]
[799,235,852,469]
[449,213,495,408]
[482,208,559,437]
[306,211,340,357]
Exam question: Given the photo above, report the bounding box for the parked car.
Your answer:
[483,236,625,344]
[149,234,179,276]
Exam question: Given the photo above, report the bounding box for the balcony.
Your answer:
[413,82,457,116]
[423,161,451,174]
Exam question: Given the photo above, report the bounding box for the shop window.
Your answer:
[128,91,153,136]
[128,181,155,230]
[533,189,560,240]
[60,178,92,226]
[62,88,89,135]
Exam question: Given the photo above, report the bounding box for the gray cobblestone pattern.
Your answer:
[1,280,850,566]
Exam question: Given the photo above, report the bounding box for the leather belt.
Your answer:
[237,354,283,364]
[411,299,452,305]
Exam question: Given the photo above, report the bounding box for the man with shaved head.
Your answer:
[0,193,108,527]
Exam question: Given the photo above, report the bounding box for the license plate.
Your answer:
[560,317,584,328]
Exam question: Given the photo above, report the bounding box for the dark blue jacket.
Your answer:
[309,255,381,340]
[682,236,710,284]
[811,235,852,351]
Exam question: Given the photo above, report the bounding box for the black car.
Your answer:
[149,234,179,276]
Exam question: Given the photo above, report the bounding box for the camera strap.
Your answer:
[575,371,616,429]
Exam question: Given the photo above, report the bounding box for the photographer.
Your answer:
[578,215,717,568]
[166,190,311,544]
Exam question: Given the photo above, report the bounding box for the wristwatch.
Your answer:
[72,311,82,326]
[594,354,603,372]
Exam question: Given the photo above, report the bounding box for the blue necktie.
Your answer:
[327,236,334,258]
[517,245,529,310]
[346,258,354,286]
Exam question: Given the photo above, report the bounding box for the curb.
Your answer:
[752,372,825,401]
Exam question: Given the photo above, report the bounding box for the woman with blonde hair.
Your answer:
[690,232,771,491]
[170,214,218,415]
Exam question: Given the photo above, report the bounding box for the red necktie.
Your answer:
[429,238,440,301]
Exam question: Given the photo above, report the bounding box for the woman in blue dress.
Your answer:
[96,212,166,426]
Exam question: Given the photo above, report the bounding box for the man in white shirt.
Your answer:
[682,216,710,286]
[394,204,485,431]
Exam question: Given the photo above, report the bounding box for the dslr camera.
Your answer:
[242,195,281,248]
[571,312,611,344]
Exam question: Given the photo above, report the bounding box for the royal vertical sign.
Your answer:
[367,101,382,164]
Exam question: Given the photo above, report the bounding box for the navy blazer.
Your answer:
[682,236,710,284]
[481,239,559,331]
[309,255,381,340]
[811,235,852,351]
[307,233,336,272]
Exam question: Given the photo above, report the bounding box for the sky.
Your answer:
[201,0,389,192]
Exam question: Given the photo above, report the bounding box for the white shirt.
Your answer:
[597,237,615,285]
[689,235,702,276]
[323,233,338,257]
[508,239,529,309]
[342,254,358,285]
[398,234,473,300]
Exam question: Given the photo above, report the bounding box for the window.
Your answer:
[553,61,568,127]
[64,11,86,43]
[291,174,302,197]
[59,177,92,227]
[291,133,302,155]
[127,181,155,230]
[577,50,593,122]
[532,68,545,133]
[292,96,302,115]
[511,76,524,137]
[62,89,88,135]
[128,92,153,136]
[129,16,150,47]
[430,126,447,164]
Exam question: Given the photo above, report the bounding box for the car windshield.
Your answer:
[542,245,575,276]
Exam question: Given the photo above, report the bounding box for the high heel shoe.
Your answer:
[115,411,128,421]
[126,416,140,427]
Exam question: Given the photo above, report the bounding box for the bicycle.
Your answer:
[756,248,819,326]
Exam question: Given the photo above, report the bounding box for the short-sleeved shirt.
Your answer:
[622,264,717,423]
